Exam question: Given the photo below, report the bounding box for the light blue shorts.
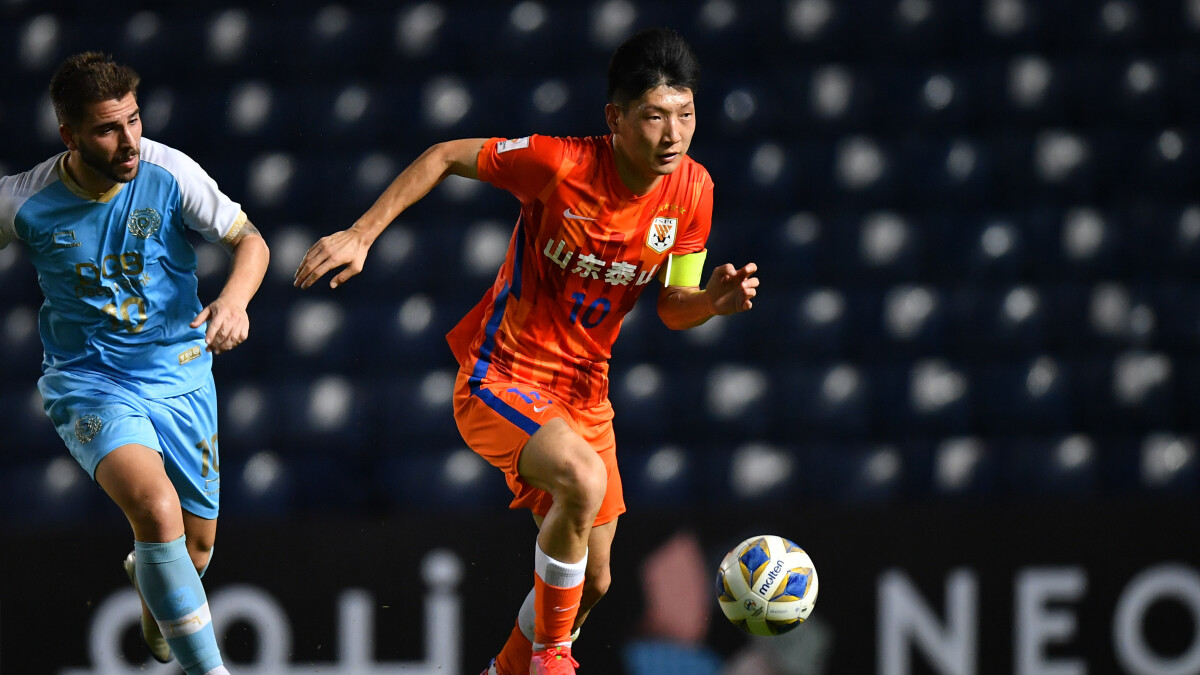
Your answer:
[40,372,221,519]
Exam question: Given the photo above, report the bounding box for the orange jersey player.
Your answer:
[446,132,715,408]
[295,28,758,675]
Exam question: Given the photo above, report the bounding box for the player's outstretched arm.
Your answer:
[294,138,486,290]
[192,221,270,354]
[656,262,759,330]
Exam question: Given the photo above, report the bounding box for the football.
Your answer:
[715,534,819,636]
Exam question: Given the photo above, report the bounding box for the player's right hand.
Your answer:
[294,227,371,289]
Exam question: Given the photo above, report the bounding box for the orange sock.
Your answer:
[494,621,532,675]
[533,573,584,647]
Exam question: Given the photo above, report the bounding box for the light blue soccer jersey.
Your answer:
[0,138,246,398]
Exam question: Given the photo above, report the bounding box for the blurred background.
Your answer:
[1,1,1199,674]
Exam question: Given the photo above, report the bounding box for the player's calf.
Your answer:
[133,536,227,675]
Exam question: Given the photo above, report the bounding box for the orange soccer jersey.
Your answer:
[446,134,715,410]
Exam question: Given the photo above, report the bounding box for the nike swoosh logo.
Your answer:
[553,603,580,612]
[533,404,551,412]
[563,208,597,221]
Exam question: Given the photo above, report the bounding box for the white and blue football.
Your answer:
[716,534,819,636]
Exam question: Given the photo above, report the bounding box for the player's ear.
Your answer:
[605,103,622,134]
[59,124,77,151]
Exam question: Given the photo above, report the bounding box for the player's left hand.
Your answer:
[705,262,759,315]
[191,298,250,354]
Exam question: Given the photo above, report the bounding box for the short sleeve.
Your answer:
[0,156,59,249]
[476,134,568,205]
[139,139,246,243]
[0,181,16,249]
[672,171,714,256]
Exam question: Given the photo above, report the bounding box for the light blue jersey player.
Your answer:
[0,53,269,675]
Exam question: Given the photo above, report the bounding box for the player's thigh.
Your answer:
[454,373,600,491]
[518,418,606,495]
[94,443,184,540]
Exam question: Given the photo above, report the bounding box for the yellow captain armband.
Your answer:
[659,249,708,288]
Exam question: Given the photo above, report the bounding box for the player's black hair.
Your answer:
[49,52,141,127]
[606,28,699,107]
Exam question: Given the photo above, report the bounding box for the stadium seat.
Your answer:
[275,376,375,456]
[220,449,294,518]
[2,458,105,525]
[352,297,454,375]
[928,436,999,498]
[610,362,673,445]
[775,363,871,441]
[802,442,904,504]
[707,442,800,505]
[878,283,950,357]
[934,214,1027,282]
[373,370,462,450]
[0,303,44,376]
[1139,433,1198,494]
[754,287,852,361]
[218,382,279,450]
[970,357,1071,435]
[1069,353,1175,434]
[376,447,509,511]
[874,65,972,134]
[874,359,971,437]
[838,211,925,284]
[948,284,1048,358]
[620,444,699,508]
[999,435,1099,497]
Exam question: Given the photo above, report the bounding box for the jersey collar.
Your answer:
[57,154,125,203]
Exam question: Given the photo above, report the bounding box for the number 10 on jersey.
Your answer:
[569,292,611,328]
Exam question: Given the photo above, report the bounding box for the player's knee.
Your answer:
[557,452,607,517]
[126,491,181,534]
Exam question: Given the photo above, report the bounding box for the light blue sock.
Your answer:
[134,536,223,675]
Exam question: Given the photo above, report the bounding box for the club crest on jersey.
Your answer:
[647,217,677,253]
[75,414,102,444]
[127,208,162,238]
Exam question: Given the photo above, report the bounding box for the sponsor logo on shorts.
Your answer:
[75,414,102,444]
[127,207,162,238]
[179,345,203,365]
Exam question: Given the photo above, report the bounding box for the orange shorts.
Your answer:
[453,367,626,526]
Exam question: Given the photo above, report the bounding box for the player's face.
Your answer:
[608,85,695,190]
[66,93,142,185]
